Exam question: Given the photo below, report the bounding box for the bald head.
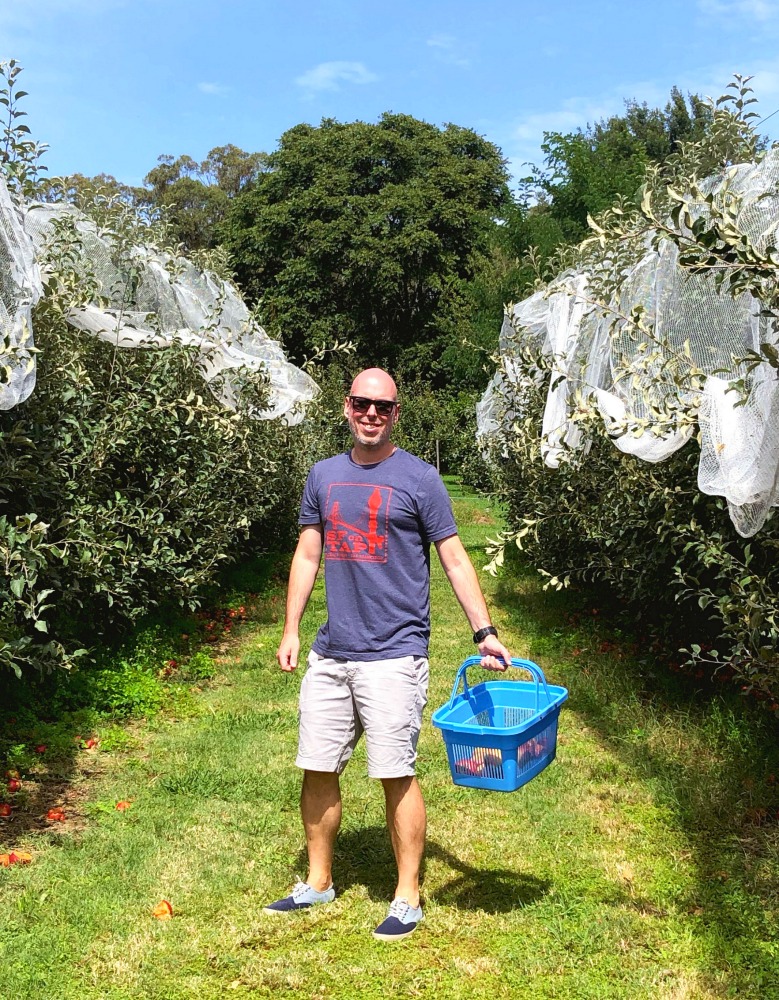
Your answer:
[349,368,398,401]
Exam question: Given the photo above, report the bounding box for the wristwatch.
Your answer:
[472,625,498,644]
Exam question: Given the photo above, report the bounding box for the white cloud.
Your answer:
[507,96,616,175]
[198,81,229,96]
[513,101,613,144]
[295,61,378,96]
[698,0,779,21]
[426,34,470,68]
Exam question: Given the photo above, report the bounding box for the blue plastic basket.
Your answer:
[431,657,568,792]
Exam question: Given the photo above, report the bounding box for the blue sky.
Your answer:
[3,0,779,190]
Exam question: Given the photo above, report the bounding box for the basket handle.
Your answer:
[448,656,552,712]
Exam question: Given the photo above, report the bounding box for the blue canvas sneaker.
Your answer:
[372,898,424,941]
[263,880,336,914]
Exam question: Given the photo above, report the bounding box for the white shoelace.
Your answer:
[388,898,419,921]
[292,880,313,900]
[292,880,331,901]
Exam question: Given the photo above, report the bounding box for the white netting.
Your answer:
[1,178,318,423]
[0,177,43,410]
[479,149,779,537]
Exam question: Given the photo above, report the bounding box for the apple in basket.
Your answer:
[454,756,483,776]
[519,739,536,761]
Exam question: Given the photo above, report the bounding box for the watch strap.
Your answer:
[472,625,498,644]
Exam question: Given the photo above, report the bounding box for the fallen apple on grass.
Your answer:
[0,851,32,867]
[152,899,173,920]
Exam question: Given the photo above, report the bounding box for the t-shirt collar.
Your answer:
[347,446,398,469]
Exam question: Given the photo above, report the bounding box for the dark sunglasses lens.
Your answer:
[351,396,395,416]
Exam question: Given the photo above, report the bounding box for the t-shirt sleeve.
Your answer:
[298,467,323,525]
[415,466,458,543]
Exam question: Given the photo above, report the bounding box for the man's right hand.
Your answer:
[277,633,300,672]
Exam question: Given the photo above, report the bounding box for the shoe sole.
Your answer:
[372,924,420,941]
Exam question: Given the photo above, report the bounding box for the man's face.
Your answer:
[344,392,398,450]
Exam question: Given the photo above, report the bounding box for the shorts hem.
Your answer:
[367,767,417,780]
[296,756,349,775]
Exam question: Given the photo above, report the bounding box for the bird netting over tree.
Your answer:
[0,175,318,422]
[478,148,779,538]
[0,175,43,411]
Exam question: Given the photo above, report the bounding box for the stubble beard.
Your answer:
[348,414,393,451]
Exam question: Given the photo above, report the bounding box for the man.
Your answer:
[266,368,511,941]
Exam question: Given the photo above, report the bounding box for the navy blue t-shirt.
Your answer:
[299,448,457,660]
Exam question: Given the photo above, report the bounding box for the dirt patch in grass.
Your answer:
[451,497,497,527]
[468,508,496,525]
[1,769,99,839]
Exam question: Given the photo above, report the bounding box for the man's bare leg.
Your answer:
[381,776,426,907]
[301,769,341,891]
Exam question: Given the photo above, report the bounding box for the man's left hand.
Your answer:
[478,633,512,671]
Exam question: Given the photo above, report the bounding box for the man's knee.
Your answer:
[380,774,420,803]
[303,769,341,788]
[380,775,414,789]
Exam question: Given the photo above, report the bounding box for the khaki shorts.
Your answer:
[296,650,429,778]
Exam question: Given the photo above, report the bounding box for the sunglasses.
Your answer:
[348,395,397,417]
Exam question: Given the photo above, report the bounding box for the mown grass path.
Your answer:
[1,488,778,999]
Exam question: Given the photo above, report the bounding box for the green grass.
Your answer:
[1,486,778,999]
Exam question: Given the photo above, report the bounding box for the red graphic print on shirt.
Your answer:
[324,483,392,562]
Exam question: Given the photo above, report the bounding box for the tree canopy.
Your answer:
[222,113,510,373]
[141,145,269,250]
[508,87,713,265]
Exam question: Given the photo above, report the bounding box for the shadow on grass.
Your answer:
[297,825,551,913]
[491,569,779,991]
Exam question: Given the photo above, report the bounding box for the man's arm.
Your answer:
[435,533,511,670]
[276,524,324,672]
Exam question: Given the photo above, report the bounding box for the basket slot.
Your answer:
[503,706,535,728]
[460,705,539,729]
[515,719,557,775]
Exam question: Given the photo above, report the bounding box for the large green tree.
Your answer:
[222,113,510,375]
